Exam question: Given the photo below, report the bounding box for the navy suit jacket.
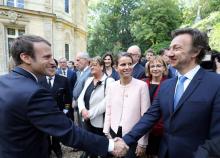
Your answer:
[132,63,145,79]
[57,68,77,93]
[0,67,108,158]
[123,68,220,158]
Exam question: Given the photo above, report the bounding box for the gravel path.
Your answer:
[51,145,82,158]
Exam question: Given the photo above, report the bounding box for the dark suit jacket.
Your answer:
[123,68,220,158]
[38,75,74,120]
[194,137,220,158]
[132,63,145,79]
[56,68,77,93]
[0,67,108,158]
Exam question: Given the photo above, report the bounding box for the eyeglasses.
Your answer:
[149,64,164,68]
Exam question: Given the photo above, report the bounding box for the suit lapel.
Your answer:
[168,77,178,115]
[173,68,205,114]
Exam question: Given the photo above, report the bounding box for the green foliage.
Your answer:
[151,41,170,54]
[130,0,182,52]
[87,0,182,56]
[87,0,140,57]
[192,11,220,51]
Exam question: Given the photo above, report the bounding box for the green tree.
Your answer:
[88,0,140,56]
[130,0,182,53]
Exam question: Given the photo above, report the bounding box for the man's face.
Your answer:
[168,34,198,73]
[29,42,55,76]
[162,50,170,64]
[59,58,67,69]
[146,52,154,61]
[75,56,88,71]
[127,47,140,64]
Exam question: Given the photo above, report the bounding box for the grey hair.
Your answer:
[77,52,90,60]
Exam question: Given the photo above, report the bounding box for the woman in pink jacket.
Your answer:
[103,52,151,158]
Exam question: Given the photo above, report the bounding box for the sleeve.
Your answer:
[89,78,115,119]
[77,78,90,114]
[103,86,112,135]
[138,83,151,147]
[27,88,109,156]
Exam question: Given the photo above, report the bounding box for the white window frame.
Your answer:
[6,27,25,58]
[6,0,24,8]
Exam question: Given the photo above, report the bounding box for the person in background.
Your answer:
[78,56,115,158]
[102,52,119,80]
[145,56,168,158]
[127,45,146,79]
[67,60,76,71]
[144,49,155,78]
[39,59,72,158]
[57,57,77,94]
[159,48,177,78]
[72,52,91,128]
[140,49,154,67]
[104,52,150,158]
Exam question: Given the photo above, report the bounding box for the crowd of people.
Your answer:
[1,28,220,158]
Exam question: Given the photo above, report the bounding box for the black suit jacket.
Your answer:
[39,75,71,111]
[0,67,108,158]
[132,63,145,79]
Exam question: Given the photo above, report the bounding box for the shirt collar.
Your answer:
[46,76,55,80]
[177,65,200,80]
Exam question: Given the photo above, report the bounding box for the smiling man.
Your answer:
[0,35,128,158]
[121,28,220,158]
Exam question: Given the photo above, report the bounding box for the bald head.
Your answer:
[127,45,141,64]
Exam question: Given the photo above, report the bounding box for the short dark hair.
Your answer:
[158,48,169,56]
[171,28,209,64]
[102,52,114,67]
[115,52,133,66]
[11,35,51,66]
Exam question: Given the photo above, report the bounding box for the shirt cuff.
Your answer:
[108,139,114,152]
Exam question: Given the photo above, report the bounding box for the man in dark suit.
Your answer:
[39,59,73,158]
[194,137,220,158]
[127,45,146,79]
[121,28,220,158]
[0,35,128,158]
[57,57,77,93]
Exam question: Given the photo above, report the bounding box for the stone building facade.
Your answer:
[0,0,88,74]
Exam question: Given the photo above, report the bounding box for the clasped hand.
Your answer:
[111,137,129,157]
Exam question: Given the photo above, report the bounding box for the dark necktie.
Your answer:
[63,70,66,76]
[174,76,187,109]
[48,77,52,88]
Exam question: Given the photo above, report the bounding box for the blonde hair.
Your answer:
[146,56,168,79]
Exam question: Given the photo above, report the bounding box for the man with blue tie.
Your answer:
[0,35,128,158]
[121,28,220,158]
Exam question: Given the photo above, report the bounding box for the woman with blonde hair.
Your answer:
[145,56,168,158]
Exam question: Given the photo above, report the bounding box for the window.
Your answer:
[7,28,25,57]
[65,44,69,60]
[7,0,24,8]
[64,0,69,13]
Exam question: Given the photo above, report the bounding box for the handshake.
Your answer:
[111,137,129,157]
[110,137,146,157]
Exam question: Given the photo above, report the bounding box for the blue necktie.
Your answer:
[174,76,187,109]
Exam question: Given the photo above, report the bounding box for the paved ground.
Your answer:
[51,145,82,158]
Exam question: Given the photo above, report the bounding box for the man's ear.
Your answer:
[20,53,32,65]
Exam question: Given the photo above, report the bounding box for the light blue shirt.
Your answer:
[176,65,200,92]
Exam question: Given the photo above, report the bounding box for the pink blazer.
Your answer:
[103,78,151,146]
